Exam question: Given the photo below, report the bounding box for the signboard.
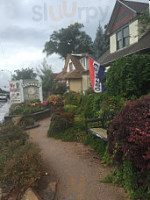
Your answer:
[10,79,43,104]
[10,81,21,103]
[23,80,40,101]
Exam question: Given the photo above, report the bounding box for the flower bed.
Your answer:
[10,101,48,116]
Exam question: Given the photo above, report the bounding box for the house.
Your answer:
[61,53,90,93]
[98,0,149,68]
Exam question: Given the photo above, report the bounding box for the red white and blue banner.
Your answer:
[89,57,105,93]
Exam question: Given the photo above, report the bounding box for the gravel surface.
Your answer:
[28,118,129,200]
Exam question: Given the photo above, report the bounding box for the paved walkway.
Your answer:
[28,118,129,200]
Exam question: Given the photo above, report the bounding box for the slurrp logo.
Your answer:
[32,1,109,24]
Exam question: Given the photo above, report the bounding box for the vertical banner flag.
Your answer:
[98,65,105,92]
[89,57,105,93]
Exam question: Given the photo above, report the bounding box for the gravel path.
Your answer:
[28,118,129,200]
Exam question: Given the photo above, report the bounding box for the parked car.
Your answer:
[0,93,7,101]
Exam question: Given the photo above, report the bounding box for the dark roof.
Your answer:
[63,69,82,79]
[121,0,148,14]
[107,0,148,34]
[53,71,65,80]
[63,54,84,73]
[98,31,150,67]
[63,53,89,79]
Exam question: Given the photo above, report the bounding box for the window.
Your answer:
[80,57,89,70]
[123,26,129,47]
[69,62,73,71]
[117,31,123,49]
[117,26,129,50]
[16,82,20,89]
[80,57,86,67]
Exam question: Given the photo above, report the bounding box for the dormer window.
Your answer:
[80,57,89,70]
[117,26,129,50]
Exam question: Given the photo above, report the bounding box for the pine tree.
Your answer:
[93,23,109,60]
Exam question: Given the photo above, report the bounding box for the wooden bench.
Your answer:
[85,111,116,142]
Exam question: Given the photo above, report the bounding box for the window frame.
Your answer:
[116,25,129,50]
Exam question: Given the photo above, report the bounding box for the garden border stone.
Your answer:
[24,122,40,130]
[5,109,51,122]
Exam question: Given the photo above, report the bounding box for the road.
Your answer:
[0,101,10,123]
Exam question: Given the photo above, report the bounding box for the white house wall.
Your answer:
[110,19,139,54]
[110,33,117,53]
[82,75,89,92]
[129,20,139,45]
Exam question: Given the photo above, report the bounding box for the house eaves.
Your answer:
[118,0,136,14]
[106,0,148,35]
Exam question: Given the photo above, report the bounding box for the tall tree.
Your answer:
[37,59,53,96]
[43,23,93,59]
[139,8,150,34]
[12,68,37,80]
[52,78,67,95]
[93,23,109,60]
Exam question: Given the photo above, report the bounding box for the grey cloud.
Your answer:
[1,0,147,82]
[0,26,49,48]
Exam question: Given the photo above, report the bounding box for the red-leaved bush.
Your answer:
[108,95,150,182]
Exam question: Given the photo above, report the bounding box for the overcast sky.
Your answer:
[0,0,148,90]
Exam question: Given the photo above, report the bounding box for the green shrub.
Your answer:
[74,114,85,130]
[10,103,46,115]
[83,134,106,156]
[64,92,80,106]
[103,161,150,200]
[21,117,35,127]
[48,108,74,137]
[84,93,103,118]
[106,54,150,98]
[48,125,86,142]
[63,104,77,113]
